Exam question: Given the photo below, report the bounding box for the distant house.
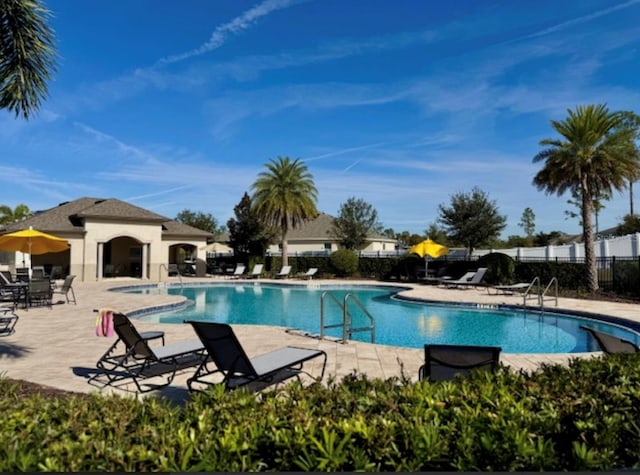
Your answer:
[265,212,397,255]
[0,197,213,281]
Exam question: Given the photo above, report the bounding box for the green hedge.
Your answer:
[2,353,640,471]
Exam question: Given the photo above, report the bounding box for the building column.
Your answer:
[142,243,149,280]
[97,242,104,281]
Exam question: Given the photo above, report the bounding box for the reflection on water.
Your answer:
[125,284,640,354]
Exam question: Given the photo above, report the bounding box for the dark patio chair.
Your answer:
[90,312,207,393]
[186,320,327,392]
[580,326,639,354]
[419,344,502,381]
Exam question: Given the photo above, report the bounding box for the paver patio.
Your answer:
[2,276,638,402]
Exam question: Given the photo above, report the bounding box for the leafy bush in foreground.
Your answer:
[2,353,640,471]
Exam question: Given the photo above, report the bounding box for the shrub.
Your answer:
[478,252,515,284]
[3,354,640,471]
[329,249,359,277]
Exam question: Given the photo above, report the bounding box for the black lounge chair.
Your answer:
[90,312,207,393]
[580,326,639,354]
[186,320,327,392]
[0,307,18,336]
[419,344,502,381]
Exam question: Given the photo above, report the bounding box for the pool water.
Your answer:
[122,283,640,354]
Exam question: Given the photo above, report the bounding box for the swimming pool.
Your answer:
[121,283,640,354]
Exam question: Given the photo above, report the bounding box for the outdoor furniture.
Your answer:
[186,320,327,392]
[245,263,264,279]
[227,264,246,279]
[90,312,207,393]
[168,264,180,276]
[52,274,76,304]
[487,282,530,295]
[31,266,46,279]
[28,279,53,307]
[419,344,502,381]
[274,265,292,279]
[580,326,639,354]
[444,268,488,289]
[297,268,318,280]
[0,307,18,336]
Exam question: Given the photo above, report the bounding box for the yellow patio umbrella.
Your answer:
[408,239,449,276]
[0,226,70,268]
[199,242,233,254]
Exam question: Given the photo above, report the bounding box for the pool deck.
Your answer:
[2,276,639,402]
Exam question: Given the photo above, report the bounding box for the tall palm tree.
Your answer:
[0,0,56,119]
[533,104,640,293]
[251,156,318,267]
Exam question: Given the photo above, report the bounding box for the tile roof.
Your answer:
[0,197,212,238]
[287,212,395,242]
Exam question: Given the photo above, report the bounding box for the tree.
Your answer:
[0,203,30,224]
[175,209,223,235]
[227,192,274,258]
[533,230,565,246]
[533,104,640,293]
[251,156,318,267]
[518,207,535,245]
[330,197,382,250]
[424,223,449,246]
[437,187,506,256]
[615,213,640,236]
[0,0,57,119]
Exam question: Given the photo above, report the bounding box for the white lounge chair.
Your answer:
[227,264,246,279]
[298,268,318,280]
[445,268,488,289]
[274,265,291,279]
[245,264,264,279]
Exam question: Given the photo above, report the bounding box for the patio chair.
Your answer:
[274,265,292,279]
[52,274,76,304]
[89,312,207,393]
[31,266,46,279]
[0,270,15,286]
[297,268,318,280]
[580,326,639,354]
[186,320,327,392]
[245,263,264,279]
[227,264,246,279]
[28,279,53,307]
[487,282,531,295]
[419,344,502,381]
[444,268,488,289]
[0,307,18,336]
[168,263,180,276]
[49,265,63,280]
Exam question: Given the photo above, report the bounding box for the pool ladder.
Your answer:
[522,277,558,309]
[319,291,375,343]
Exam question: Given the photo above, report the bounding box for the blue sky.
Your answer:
[2,0,639,238]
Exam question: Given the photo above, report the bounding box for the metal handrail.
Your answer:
[522,276,541,307]
[344,293,375,343]
[159,263,183,288]
[320,291,376,343]
[320,291,346,340]
[541,277,558,307]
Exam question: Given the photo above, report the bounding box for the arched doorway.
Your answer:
[102,236,143,278]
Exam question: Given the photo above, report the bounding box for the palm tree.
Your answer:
[533,104,640,293]
[251,156,318,267]
[0,0,57,119]
[0,202,30,224]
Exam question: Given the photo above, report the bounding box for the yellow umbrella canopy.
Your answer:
[0,227,70,255]
[408,239,449,259]
[408,239,449,277]
[200,242,233,254]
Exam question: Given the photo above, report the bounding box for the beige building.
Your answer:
[0,197,213,281]
[265,212,398,255]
